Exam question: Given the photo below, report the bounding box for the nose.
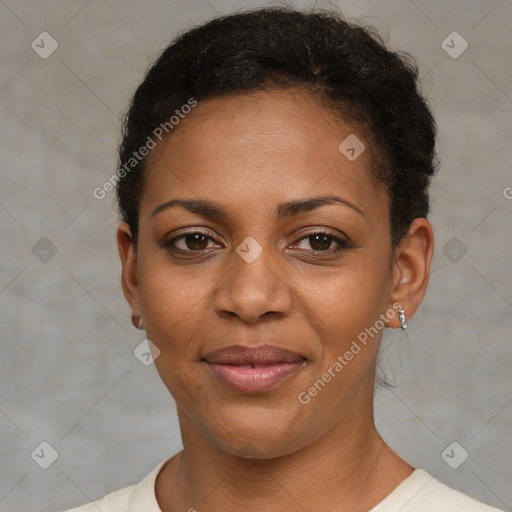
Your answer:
[212,241,293,324]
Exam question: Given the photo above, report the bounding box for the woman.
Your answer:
[63,7,503,512]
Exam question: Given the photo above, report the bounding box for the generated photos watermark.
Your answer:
[297,302,402,405]
[93,97,198,200]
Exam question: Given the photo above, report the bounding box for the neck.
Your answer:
[156,398,412,512]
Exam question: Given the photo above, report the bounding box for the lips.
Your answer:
[204,344,306,394]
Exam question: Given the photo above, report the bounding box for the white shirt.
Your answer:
[61,457,504,512]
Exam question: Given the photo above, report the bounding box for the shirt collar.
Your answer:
[127,455,175,512]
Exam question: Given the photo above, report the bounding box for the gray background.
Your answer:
[1,0,511,511]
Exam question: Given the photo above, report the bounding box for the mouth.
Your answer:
[203,344,307,394]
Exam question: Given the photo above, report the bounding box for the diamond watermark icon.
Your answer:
[442,236,468,263]
[441,32,468,59]
[338,134,365,161]
[236,237,263,264]
[32,237,58,263]
[134,338,160,366]
[31,441,59,469]
[31,32,59,59]
[441,441,469,469]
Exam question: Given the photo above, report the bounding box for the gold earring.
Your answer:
[398,308,407,330]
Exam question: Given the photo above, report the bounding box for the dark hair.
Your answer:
[116,6,437,249]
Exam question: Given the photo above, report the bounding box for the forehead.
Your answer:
[141,89,389,224]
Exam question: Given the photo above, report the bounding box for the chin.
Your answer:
[200,401,310,459]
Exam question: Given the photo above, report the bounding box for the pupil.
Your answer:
[186,233,208,250]
[311,234,331,251]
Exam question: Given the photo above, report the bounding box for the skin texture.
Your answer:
[117,88,434,512]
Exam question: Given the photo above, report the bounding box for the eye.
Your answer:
[161,229,351,256]
[293,231,351,253]
[162,230,220,252]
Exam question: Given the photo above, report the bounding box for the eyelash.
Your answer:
[161,229,351,255]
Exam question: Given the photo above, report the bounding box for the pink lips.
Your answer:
[204,344,306,394]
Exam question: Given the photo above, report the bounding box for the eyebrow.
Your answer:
[150,194,365,221]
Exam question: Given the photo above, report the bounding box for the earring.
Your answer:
[399,308,408,330]
[131,314,144,330]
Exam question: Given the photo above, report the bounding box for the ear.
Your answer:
[387,218,434,328]
[117,222,141,326]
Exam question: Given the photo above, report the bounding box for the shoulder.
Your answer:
[59,484,135,512]
[58,456,174,512]
[417,472,504,512]
[373,469,505,512]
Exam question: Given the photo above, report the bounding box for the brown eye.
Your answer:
[164,231,217,252]
[308,233,332,251]
[295,232,350,253]
[182,233,209,250]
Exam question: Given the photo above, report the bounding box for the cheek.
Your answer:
[292,264,391,420]
[138,264,210,401]
[137,260,204,350]
[297,254,392,344]
[134,240,224,400]
[136,250,231,374]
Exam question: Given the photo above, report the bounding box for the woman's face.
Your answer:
[119,89,412,458]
